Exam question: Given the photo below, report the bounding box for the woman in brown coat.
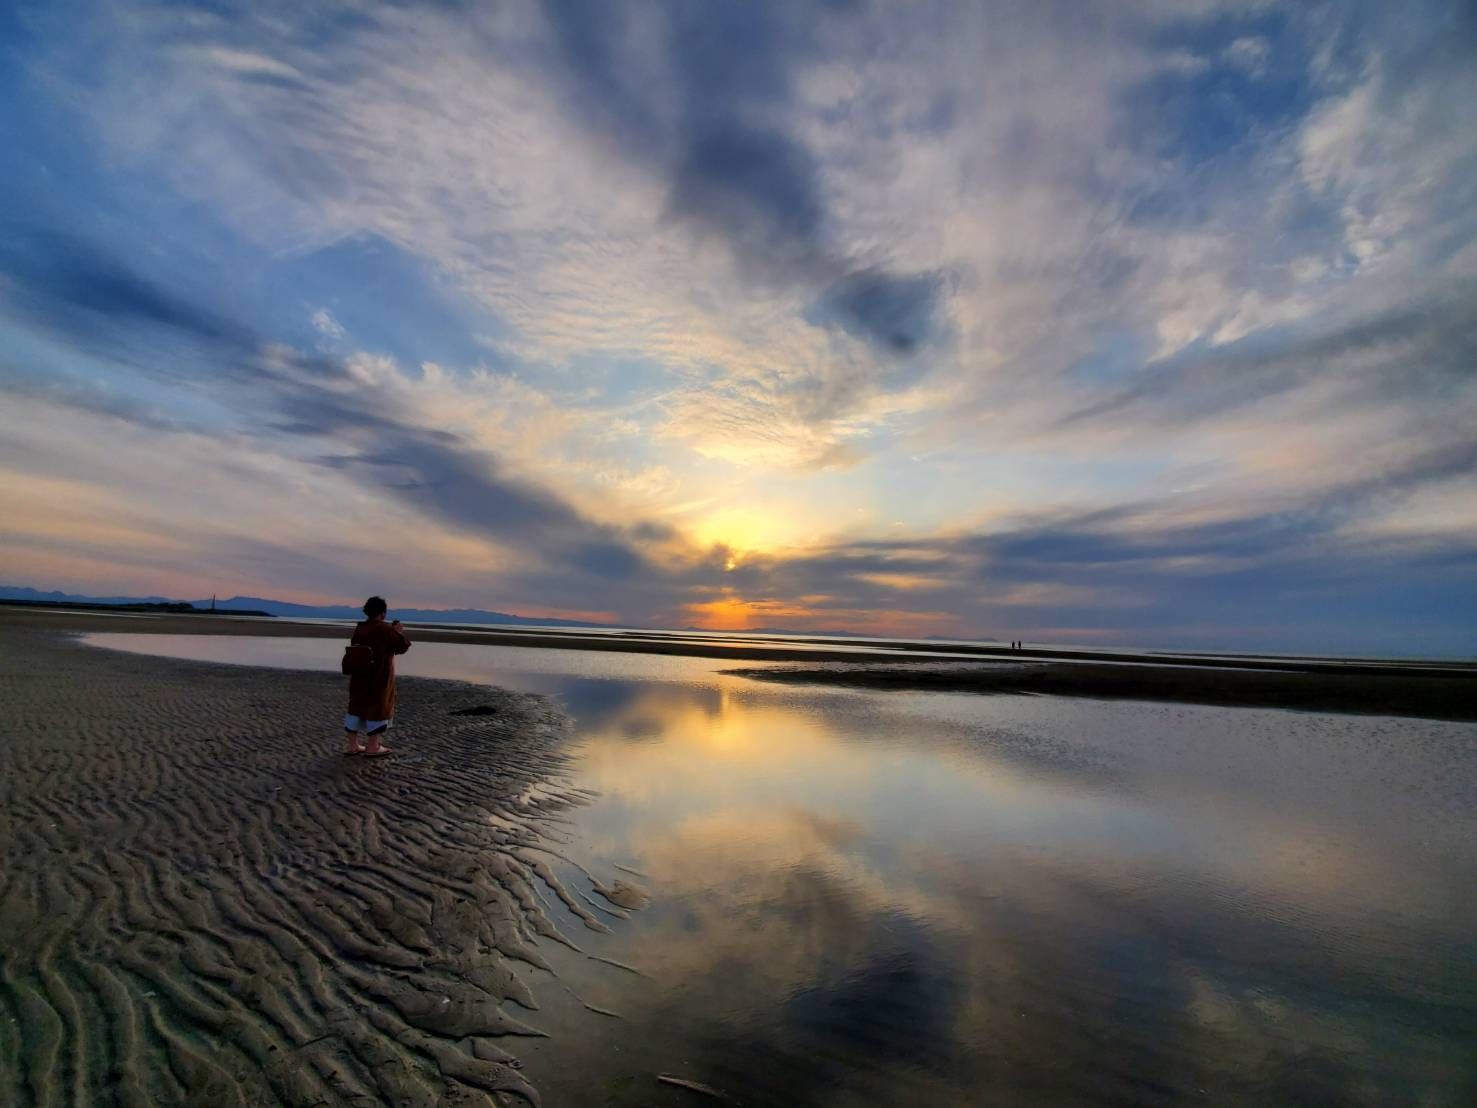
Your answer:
[344,596,411,756]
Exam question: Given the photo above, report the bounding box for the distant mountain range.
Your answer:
[0,586,612,629]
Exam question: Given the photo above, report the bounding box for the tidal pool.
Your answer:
[86,633,1477,1105]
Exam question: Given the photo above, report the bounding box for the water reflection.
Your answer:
[85,633,1477,1104]
[535,681,1472,1100]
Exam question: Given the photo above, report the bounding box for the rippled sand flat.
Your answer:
[0,623,626,1107]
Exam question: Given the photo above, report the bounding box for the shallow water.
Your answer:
[86,633,1477,1105]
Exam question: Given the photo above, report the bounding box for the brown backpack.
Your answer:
[341,642,374,676]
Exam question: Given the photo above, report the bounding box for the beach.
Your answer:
[0,612,627,1107]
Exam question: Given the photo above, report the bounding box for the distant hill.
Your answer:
[0,586,611,629]
[0,588,273,617]
[3,585,183,607]
[202,595,612,628]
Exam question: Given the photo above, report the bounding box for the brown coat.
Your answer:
[346,619,411,721]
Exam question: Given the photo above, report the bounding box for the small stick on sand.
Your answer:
[588,954,647,977]
[657,1073,725,1100]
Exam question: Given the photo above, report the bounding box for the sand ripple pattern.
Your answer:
[0,630,614,1107]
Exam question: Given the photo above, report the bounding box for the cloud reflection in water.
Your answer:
[530,672,1477,1105]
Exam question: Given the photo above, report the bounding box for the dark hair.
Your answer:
[363,596,388,619]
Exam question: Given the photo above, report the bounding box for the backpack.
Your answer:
[341,642,374,676]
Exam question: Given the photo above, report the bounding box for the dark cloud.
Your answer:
[0,363,186,433]
[541,0,943,358]
[965,441,1477,593]
[668,121,824,272]
[815,269,944,356]
[1063,286,1477,426]
[705,439,1477,651]
[252,352,661,581]
[0,228,659,584]
[0,227,255,353]
[566,539,646,579]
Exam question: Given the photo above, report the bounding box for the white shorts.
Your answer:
[343,715,391,734]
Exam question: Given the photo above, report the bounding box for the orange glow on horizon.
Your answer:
[684,594,963,638]
[685,595,818,631]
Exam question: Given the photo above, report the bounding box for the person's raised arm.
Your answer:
[390,619,411,654]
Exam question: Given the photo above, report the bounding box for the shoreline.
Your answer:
[12,607,1476,722]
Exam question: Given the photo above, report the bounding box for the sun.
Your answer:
[690,506,798,557]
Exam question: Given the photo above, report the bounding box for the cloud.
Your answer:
[0,228,254,354]
[189,46,304,84]
[541,0,944,358]
[1222,36,1270,76]
[257,350,680,583]
[1,0,1475,650]
[668,120,825,271]
[814,269,944,356]
[0,227,670,587]
[1061,287,1477,427]
[310,307,345,339]
[691,418,1477,646]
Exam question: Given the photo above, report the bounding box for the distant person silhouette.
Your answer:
[341,596,411,756]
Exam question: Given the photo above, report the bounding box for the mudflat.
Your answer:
[725,657,1477,722]
[0,614,633,1107]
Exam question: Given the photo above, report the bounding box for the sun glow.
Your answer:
[689,505,803,557]
[686,595,818,631]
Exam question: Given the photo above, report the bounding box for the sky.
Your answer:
[1,0,1474,655]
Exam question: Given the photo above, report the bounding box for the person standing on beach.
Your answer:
[344,596,411,756]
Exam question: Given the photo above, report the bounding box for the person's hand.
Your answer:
[392,619,403,630]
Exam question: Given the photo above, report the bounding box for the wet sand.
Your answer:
[725,659,1477,722]
[12,606,1476,721]
[0,614,637,1106]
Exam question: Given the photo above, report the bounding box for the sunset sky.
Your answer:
[2,1,1474,653]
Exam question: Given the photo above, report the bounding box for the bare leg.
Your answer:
[363,726,392,757]
[345,729,366,754]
